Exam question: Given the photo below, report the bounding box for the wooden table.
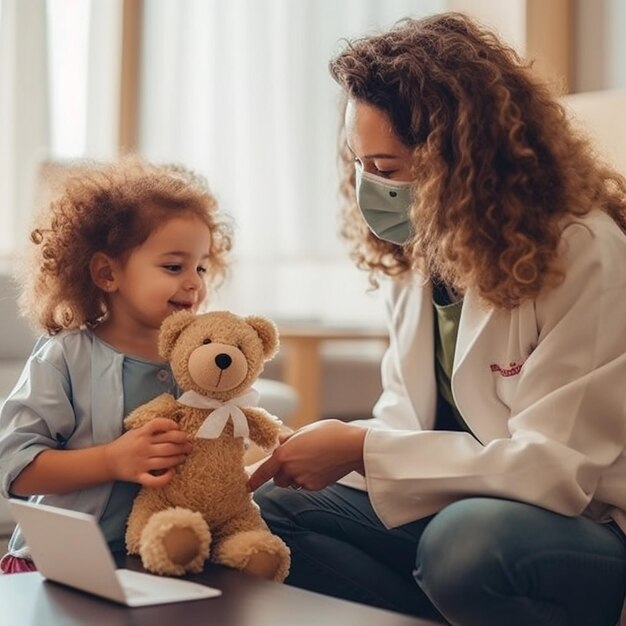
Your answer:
[277,323,388,428]
[1,555,442,626]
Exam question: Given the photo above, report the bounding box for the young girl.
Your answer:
[251,12,626,626]
[0,158,232,573]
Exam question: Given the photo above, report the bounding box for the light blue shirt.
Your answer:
[0,330,177,557]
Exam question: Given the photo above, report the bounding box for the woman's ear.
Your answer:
[89,252,117,293]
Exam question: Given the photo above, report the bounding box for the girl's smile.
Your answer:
[94,214,212,358]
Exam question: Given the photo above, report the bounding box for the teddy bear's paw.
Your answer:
[139,507,211,576]
[242,552,284,580]
[162,526,203,566]
[213,530,291,582]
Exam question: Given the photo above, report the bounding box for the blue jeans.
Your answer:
[254,483,626,625]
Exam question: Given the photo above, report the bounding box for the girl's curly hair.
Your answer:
[329,12,626,309]
[20,157,233,334]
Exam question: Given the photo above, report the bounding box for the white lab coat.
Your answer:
[341,209,626,526]
[340,210,626,622]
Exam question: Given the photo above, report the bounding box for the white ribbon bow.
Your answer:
[176,387,260,439]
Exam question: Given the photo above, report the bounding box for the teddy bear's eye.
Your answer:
[202,338,212,345]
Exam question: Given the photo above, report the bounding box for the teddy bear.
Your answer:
[124,309,290,582]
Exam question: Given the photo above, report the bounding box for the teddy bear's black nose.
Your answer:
[214,353,232,370]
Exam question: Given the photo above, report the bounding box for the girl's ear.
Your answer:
[89,252,117,293]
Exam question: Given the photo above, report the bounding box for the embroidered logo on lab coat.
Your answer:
[489,361,524,377]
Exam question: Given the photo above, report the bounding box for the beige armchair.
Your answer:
[562,89,626,175]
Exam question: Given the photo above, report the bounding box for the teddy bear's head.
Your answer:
[158,310,279,401]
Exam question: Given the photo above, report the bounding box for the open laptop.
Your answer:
[8,499,221,606]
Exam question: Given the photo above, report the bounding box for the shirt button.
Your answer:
[157,369,170,382]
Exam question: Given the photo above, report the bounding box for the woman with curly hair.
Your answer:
[0,157,232,573]
[250,13,626,626]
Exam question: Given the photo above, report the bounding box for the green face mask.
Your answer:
[354,163,413,245]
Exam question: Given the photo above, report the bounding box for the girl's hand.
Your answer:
[247,419,366,492]
[104,418,192,487]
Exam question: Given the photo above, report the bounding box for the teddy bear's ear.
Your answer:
[245,315,279,360]
[158,310,197,359]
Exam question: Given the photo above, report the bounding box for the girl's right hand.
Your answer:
[104,418,193,487]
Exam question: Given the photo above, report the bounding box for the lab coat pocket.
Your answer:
[490,360,525,408]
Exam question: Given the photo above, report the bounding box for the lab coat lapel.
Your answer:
[390,275,438,429]
[453,290,495,370]
[452,291,511,441]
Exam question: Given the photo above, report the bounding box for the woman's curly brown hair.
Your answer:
[329,12,626,308]
[20,157,233,334]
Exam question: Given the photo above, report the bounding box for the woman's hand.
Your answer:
[247,419,367,492]
[104,418,193,487]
